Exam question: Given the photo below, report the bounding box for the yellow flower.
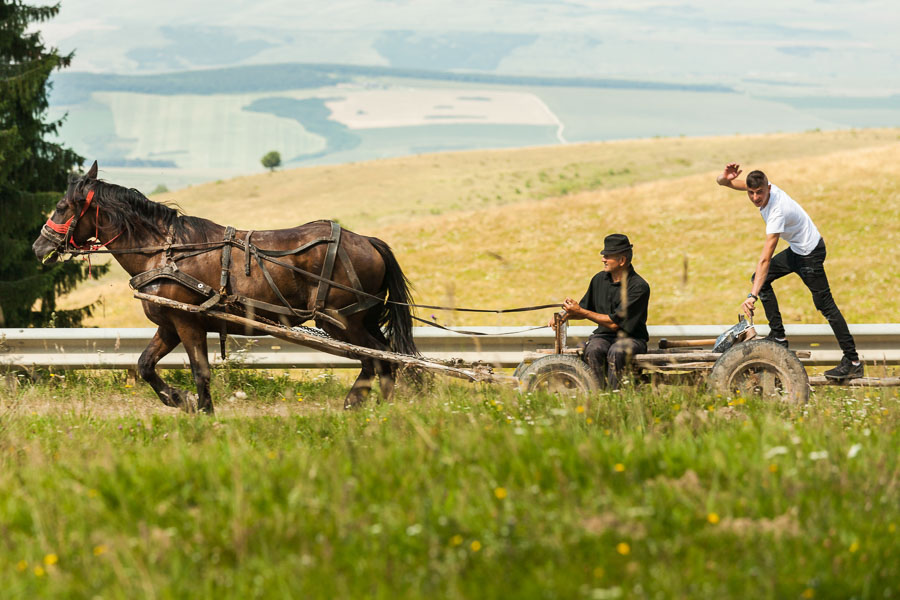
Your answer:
[614,463,626,473]
[616,542,630,555]
[849,541,859,553]
[124,384,132,389]
[576,405,585,414]
[450,535,463,546]
[93,545,107,556]
[494,487,508,500]
[586,418,593,424]
[266,450,277,460]
[34,565,45,577]
[16,560,27,572]
[672,404,680,411]
[87,488,99,498]
[888,523,896,533]
[802,588,815,599]
[470,540,482,552]
[769,464,778,473]
[44,553,58,566]
[280,397,286,402]
[297,396,304,402]
[707,513,720,524]
[604,429,611,436]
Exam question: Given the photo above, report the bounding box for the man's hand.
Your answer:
[741,295,756,320]
[722,163,742,181]
[563,297,584,318]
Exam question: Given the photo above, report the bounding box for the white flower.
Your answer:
[809,450,828,461]
[847,444,862,459]
[764,446,789,459]
[405,524,422,536]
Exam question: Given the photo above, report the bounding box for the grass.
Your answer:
[1,371,898,598]
[61,128,900,328]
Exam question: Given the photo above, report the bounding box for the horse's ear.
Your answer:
[85,160,98,179]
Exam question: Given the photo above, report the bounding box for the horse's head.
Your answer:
[32,160,101,264]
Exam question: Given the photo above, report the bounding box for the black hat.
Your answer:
[600,233,633,256]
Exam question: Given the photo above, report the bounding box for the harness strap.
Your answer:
[314,222,342,310]
[243,230,254,275]
[334,244,384,316]
[220,226,236,292]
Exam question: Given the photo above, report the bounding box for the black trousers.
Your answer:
[752,238,858,361]
[583,335,648,389]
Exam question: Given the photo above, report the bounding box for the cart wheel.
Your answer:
[707,339,809,404]
[517,354,600,395]
[512,360,531,381]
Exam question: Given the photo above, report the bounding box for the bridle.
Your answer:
[39,189,124,275]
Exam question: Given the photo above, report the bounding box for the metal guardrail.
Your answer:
[2,325,899,371]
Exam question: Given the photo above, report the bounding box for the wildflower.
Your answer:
[297,396,304,402]
[764,446,789,459]
[44,553,58,566]
[470,540,482,552]
[802,588,815,599]
[576,405,585,414]
[266,450,277,460]
[16,560,27,572]
[616,542,630,555]
[450,535,463,546]
[604,429,611,436]
[586,418,594,424]
[124,384,132,389]
[707,513,720,524]
[93,545,107,556]
[614,463,625,473]
[769,464,778,473]
[808,451,828,461]
[494,487,507,500]
[849,541,859,553]
[280,397,286,402]
[34,565,45,577]
[847,444,862,459]
[672,404,680,411]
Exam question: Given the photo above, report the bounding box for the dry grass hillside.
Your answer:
[62,129,900,327]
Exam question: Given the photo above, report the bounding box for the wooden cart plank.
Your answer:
[134,292,516,385]
[809,376,900,387]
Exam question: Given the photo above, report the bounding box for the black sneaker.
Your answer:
[765,333,789,349]
[824,357,864,380]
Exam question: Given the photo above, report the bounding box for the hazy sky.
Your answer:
[36,0,900,95]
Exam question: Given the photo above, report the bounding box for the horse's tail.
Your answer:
[368,236,418,356]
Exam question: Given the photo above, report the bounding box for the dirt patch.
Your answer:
[717,508,801,538]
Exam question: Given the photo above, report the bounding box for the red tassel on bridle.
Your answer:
[43,189,123,278]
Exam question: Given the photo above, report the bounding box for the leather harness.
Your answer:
[128,221,383,358]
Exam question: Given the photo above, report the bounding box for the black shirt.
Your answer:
[579,265,651,341]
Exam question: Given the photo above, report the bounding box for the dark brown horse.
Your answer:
[32,161,418,413]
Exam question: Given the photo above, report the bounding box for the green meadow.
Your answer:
[1,370,898,598]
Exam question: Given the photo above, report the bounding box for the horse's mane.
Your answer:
[70,174,218,241]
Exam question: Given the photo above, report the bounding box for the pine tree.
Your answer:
[0,1,103,327]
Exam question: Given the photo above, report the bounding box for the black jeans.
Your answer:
[583,335,647,389]
[752,238,858,361]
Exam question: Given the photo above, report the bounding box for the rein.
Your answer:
[60,222,563,334]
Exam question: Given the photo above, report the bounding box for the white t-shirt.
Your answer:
[759,183,821,256]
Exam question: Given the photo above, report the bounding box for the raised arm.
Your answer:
[716,162,748,191]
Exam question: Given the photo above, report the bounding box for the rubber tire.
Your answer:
[512,359,531,381]
[707,339,809,404]
[517,354,600,395]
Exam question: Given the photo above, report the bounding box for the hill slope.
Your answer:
[61,129,900,327]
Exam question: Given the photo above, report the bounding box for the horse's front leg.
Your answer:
[138,327,191,409]
[173,321,214,414]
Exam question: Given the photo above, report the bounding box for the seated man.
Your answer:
[550,233,651,389]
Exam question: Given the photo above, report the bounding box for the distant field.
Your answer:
[58,128,900,328]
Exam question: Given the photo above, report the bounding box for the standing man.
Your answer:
[551,234,651,389]
[716,163,862,380]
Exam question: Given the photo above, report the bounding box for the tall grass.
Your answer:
[1,371,898,598]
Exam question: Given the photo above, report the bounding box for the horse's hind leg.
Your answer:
[345,358,378,410]
[138,327,191,409]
